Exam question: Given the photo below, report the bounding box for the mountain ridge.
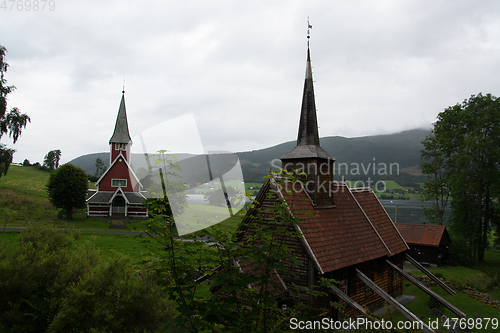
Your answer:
[69,128,431,184]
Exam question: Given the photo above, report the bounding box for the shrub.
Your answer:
[0,225,176,332]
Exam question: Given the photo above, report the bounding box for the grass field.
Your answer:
[1,166,245,230]
[407,250,500,300]
[391,281,500,333]
[0,165,57,225]
[0,230,151,261]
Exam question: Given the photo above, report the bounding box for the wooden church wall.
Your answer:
[239,190,311,299]
[342,254,403,318]
[99,159,139,192]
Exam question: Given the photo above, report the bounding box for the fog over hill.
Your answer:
[69,128,431,184]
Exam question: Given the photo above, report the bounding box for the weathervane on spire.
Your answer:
[307,17,312,46]
[122,75,125,94]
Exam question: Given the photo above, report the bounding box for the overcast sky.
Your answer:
[1,0,499,164]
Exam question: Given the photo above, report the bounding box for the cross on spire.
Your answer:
[307,17,312,47]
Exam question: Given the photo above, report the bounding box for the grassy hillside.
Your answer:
[0,165,57,225]
[0,166,118,228]
[0,165,245,230]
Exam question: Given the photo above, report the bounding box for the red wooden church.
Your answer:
[232,43,464,330]
[86,92,148,220]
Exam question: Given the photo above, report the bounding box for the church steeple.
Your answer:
[297,47,320,147]
[281,46,333,161]
[281,40,335,209]
[109,91,132,163]
[109,91,132,145]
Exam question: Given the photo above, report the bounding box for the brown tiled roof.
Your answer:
[395,223,449,247]
[280,183,407,273]
[351,189,408,255]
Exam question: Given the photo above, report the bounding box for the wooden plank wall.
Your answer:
[239,191,311,303]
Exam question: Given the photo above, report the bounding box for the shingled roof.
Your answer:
[109,92,132,144]
[279,183,408,273]
[395,223,450,247]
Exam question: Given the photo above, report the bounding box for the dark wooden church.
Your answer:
[86,92,148,220]
[232,42,465,330]
[237,44,408,318]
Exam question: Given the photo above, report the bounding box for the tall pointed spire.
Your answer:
[281,46,331,160]
[297,47,320,147]
[280,29,335,208]
[109,91,132,144]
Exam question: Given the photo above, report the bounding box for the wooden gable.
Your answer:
[96,152,141,193]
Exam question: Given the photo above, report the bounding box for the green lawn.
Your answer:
[0,230,156,263]
[407,249,500,300]
[390,282,500,333]
[394,249,500,332]
[0,165,57,225]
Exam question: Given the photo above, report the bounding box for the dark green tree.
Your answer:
[0,143,15,177]
[94,157,106,177]
[0,45,30,143]
[46,163,88,219]
[420,134,450,225]
[22,158,30,166]
[420,93,500,262]
[43,149,62,170]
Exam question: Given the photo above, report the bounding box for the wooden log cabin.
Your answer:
[395,223,451,266]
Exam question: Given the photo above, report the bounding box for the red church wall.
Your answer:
[87,205,109,216]
[110,143,131,163]
[99,156,139,192]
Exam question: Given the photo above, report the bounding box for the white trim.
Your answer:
[109,187,130,204]
[95,151,143,190]
[115,143,127,151]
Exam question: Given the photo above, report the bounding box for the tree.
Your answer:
[43,149,62,170]
[0,143,15,177]
[0,45,30,143]
[94,157,106,177]
[420,135,450,225]
[46,163,88,219]
[0,144,15,176]
[204,186,240,207]
[420,93,500,263]
[22,158,30,166]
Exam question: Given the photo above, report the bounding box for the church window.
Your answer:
[112,179,127,187]
[115,143,126,150]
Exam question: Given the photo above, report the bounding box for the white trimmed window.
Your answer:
[112,179,127,187]
[115,143,127,150]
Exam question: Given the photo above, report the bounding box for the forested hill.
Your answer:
[238,128,430,183]
[69,128,431,184]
